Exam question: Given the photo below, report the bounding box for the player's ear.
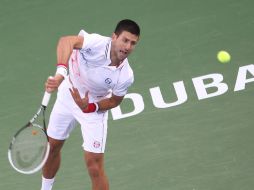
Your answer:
[112,33,118,40]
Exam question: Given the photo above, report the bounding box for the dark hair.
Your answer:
[114,19,140,36]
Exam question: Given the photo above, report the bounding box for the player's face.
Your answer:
[112,31,139,62]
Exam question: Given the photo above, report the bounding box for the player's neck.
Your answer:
[109,61,122,67]
[109,51,122,67]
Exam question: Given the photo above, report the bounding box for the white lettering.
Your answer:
[234,64,254,91]
[108,64,252,120]
[149,81,187,108]
[111,93,144,120]
[192,73,228,100]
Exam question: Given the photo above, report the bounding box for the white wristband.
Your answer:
[56,66,68,78]
[94,102,99,112]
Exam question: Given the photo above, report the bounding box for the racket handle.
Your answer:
[42,91,51,107]
[42,76,53,107]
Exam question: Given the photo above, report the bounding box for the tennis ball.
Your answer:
[217,50,231,63]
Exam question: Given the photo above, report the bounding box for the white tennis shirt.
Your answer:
[68,30,134,102]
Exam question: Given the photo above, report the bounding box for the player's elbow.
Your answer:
[58,36,83,49]
[58,36,68,43]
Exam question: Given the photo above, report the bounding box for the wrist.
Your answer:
[82,103,99,113]
[56,63,68,78]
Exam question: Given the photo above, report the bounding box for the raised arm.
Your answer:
[57,36,84,65]
[45,36,84,92]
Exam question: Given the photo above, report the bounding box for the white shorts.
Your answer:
[47,79,108,153]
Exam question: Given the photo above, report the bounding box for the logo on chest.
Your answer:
[85,48,92,54]
[105,78,112,87]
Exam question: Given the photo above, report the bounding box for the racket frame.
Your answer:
[8,92,51,174]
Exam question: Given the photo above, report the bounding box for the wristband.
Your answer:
[56,63,68,78]
[82,103,99,113]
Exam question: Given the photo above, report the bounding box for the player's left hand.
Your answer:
[69,87,89,110]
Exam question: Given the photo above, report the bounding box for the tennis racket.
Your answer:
[8,91,51,174]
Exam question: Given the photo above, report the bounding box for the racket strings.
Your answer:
[9,124,49,173]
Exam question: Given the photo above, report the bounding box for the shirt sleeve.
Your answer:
[78,30,104,50]
[112,77,134,97]
[112,63,134,96]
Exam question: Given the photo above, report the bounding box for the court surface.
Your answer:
[0,0,254,189]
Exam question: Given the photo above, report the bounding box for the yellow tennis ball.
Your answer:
[217,50,231,63]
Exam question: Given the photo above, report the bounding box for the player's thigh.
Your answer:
[47,99,77,140]
[79,112,108,153]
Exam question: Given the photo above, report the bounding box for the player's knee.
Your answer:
[85,152,105,179]
[48,138,64,157]
[87,164,101,178]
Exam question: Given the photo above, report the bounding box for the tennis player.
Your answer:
[41,19,140,190]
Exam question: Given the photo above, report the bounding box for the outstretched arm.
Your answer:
[97,94,124,111]
[69,86,124,112]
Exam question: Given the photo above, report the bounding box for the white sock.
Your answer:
[41,176,55,190]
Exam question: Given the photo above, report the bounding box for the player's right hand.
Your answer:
[45,74,64,93]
